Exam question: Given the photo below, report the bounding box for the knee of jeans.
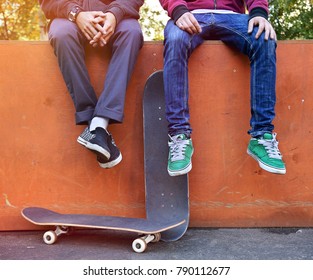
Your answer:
[252,34,277,56]
[124,26,143,45]
[115,20,143,47]
[49,19,79,45]
[164,29,190,49]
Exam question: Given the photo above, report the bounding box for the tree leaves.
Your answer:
[269,0,313,39]
[0,0,41,40]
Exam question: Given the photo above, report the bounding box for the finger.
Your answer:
[92,17,104,25]
[83,30,92,41]
[86,24,99,39]
[189,17,202,33]
[101,22,114,36]
[247,19,254,34]
[90,37,104,47]
[100,37,107,46]
[101,32,113,44]
[255,22,264,39]
[176,21,183,29]
[195,22,202,33]
[264,25,270,41]
[91,32,107,47]
[92,31,102,42]
[80,21,96,40]
[93,23,107,34]
[189,25,199,34]
[90,11,105,18]
[270,28,277,41]
[183,18,196,34]
[177,20,198,35]
[90,34,108,46]
[178,22,193,34]
[102,29,115,45]
[184,13,201,34]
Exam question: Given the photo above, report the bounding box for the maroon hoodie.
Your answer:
[159,0,269,23]
[39,0,144,25]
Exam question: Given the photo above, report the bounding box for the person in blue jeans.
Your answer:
[39,0,144,168]
[159,0,286,176]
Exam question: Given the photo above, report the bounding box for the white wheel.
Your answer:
[43,230,57,245]
[132,238,147,253]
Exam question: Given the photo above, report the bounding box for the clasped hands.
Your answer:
[76,11,117,47]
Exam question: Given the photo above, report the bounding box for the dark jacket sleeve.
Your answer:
[39,0,84,20]
[246,0,269,20]
[105,0,144,24]
[39,0,144,23]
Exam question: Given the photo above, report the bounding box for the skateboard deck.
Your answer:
[21,70,189,252]
[143,70,189,242]
[22,207,185,253]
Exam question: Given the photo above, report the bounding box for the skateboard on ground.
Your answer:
[21,207,185,253]
[21,70,189,253]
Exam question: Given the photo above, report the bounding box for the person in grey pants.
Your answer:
[39,0,144,168]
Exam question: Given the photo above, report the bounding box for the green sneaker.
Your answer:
[168,134,194,176]
[247,133,286,174]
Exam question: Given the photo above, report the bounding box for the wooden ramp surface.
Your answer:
[0,40,313,230]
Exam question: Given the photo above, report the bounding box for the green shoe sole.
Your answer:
[247,149,286,175]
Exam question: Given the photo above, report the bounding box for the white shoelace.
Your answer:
[168,135,189,161]
[258,133,282,159]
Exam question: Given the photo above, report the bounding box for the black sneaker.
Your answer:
[77,127,111,160]
[97,132,122,168]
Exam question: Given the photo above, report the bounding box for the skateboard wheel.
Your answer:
[132,238,147,253]
[43,230,57,245]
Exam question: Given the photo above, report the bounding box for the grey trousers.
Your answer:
[49,18,143,125]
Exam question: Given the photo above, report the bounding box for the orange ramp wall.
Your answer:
[0,40,313,231]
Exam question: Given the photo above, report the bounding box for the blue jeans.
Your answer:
[163,13,277,137]
[49,18,143,125]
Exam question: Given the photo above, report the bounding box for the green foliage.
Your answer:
[269,0,313,39]
[0,0,312,41]
[139,2,168,41]
[0,0,41,40]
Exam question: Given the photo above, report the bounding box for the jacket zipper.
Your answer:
[214,0,217,9]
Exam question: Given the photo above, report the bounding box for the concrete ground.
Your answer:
[1,227,313,260]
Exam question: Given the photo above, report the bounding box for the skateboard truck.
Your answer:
[132,233,161,253]
[42,225,161,253]
[43,226,71,245]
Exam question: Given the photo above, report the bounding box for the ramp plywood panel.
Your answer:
[0,40,312,230]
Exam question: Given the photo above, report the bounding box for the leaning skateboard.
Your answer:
[21,70,189,253]
[143,70,189,242]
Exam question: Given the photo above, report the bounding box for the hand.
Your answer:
[90,12,117,47]
[248,16,277,41]
[76,11,106,42]
[176,12,202,35]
